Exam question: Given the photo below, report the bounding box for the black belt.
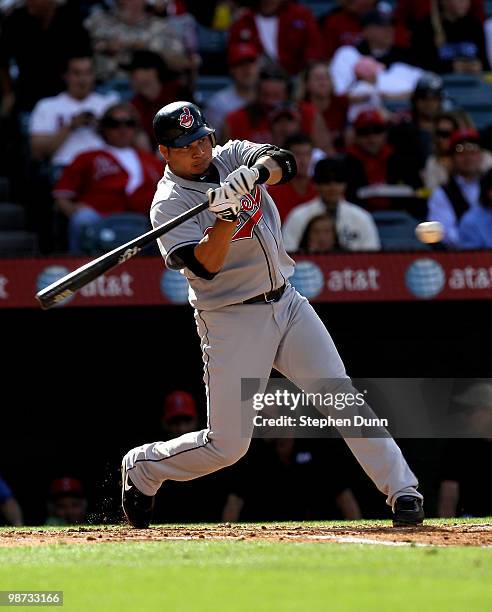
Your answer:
[243,283,286,304]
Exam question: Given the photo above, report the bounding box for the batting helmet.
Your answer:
[153,101,216,148]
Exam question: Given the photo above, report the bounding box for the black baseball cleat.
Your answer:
[121,463,155,528]
[392,495,424,527]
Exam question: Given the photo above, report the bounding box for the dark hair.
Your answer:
[298,213,341,253]
[63,54,94,74]
[480,169,492,208]
[284,132,312,149]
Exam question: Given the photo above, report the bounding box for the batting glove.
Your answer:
[207,185,242,222]
[224,165,259,197]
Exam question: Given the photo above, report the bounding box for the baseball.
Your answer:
[415,221,444,244]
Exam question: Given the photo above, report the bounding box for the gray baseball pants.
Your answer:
[123,285,422,508]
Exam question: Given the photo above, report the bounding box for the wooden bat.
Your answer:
[36,199,209,310]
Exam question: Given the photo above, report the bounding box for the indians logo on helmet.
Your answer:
[179,107,194,129]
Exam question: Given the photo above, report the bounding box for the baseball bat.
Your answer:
[36,199,209,310]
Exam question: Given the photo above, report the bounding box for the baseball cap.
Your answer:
[50,477,84,499]
[313,157,348,184]
[354,108,387,131]
[163,391,197,422]
[228,43,259,67]
[449,128,480,152]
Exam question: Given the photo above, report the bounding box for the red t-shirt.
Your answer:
[228,1,323,75]
[268,180,317,222]
[322,8,364,59]
[53,149,163,215]
[321,96,349,137]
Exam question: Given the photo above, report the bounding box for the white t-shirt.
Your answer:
[205,85,246,133]
[282,197,381,252]
[29,91,119,166]
[104,145,143,195]
[254,14,279,60]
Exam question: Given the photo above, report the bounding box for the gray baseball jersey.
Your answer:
[150,140,295,310]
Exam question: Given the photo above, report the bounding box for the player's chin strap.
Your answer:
[252,149,297,185]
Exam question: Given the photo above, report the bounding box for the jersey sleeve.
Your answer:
[220,140,278,169]
[150,197,204,270]
[29,99,57,135]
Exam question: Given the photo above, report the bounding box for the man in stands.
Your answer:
[205,43,260,135]
[282,156,381,252]
[428,128,483,247]
[29,55,119,170]
[228,0,323,75]
[345,108,421,209]
[53,103,162,252]
[267,133,318,221]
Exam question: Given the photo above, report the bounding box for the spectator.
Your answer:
[127,50,192,149]
[222,438,362,521]
[45,477,87,525]
[0,0,92,113]
[411,0,489,74]
[153,389,229,524]
[84,0,197,83]
[297,61,348,150]
[0,475,23,526]
[345,108,422,209]
[29,55,119,170]
[205,43,260,135]
[222,69,328,151]
[423,111,461,190]
[322,0,375,60]
[427,128,483,247]
[53,103,162,252]
[267,133,318,221]
[330,8,422,117]
[282,156,381,252]
[161,390,199,439]
[458,168,492,248]
[227,0,323,76]
[424,110,492,190]
[298,214,343,254]
[389,73,445,174]
[437,439,492,517]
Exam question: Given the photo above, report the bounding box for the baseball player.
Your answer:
[122,101,424,528]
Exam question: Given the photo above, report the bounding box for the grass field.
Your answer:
[1,520,491,612]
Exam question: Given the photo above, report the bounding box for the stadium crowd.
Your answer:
[1,0,492,525]
[1,0,492,253]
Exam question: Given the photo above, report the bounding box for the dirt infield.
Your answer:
[0,523,491,547]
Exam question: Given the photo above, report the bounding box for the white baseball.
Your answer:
[415,221,444,244]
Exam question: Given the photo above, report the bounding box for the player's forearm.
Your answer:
[194,219,237,273]
[254,155,282,185]
[31,128,71,160]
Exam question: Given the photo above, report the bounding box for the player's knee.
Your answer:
[212,436,251,468]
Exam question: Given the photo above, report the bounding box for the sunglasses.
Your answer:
[104,117,137,129]
[356,125,386,136]
[454,142,480,153]
[436,129,453,139]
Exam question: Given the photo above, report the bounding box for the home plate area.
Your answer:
[1,523,491,547]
